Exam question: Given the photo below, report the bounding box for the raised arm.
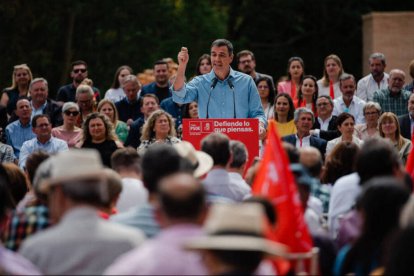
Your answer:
[173,47,189,91]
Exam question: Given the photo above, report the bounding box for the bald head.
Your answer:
[388,69,406,93]
[299,147,323,178]
[157,173,205,223]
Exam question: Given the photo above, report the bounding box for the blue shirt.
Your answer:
[19,137,69,169]
[5,120,36,159]
[172,68,266,126]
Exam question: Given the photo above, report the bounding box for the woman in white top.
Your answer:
[104,65,133,103]
[255,76,275,120]
[378,112,412,165]
[317,54,344,99]
[326,112,363,157]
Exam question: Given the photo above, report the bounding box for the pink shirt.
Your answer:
[51,127,82,148]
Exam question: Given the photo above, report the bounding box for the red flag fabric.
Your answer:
[252,121,313,253]
[405,128,414,184]
[329,80,335,99]
[290,82,297,100]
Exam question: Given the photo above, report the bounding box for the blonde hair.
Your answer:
[140,109,176,141]
[321,54,344,87]
[378,112,405,150]
[7,64,33,90]
[97,99,119,125]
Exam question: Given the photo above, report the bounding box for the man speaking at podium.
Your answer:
[172,39,267,139]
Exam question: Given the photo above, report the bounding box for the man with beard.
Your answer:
[333,74,366,124]
[56,60,100,104]
[373,69,411,116]
[356,53,389,102]
[141,60,171,103]
[236,50,274,90]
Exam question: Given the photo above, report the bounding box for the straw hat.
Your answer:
[185,203,286,256]
[37,149,104,193]
[174,141,213,178]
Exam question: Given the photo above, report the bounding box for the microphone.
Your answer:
[228,79,236,118]
[206,78,217,119]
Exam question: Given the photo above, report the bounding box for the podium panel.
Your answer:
[182,118,260,172]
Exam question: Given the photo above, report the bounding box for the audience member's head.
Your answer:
[299,147,323,179]
[173,141,213,178]
[111,148,141,177]
[282,142,300,164]
[228,140,248,175]
[201,133,231,167]
[3,163,28,208]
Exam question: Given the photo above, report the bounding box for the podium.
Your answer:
[182,118,260,171]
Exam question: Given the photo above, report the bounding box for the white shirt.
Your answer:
[318,115,333,131]
[327,172,361,239]
[356,73,389,101]
[295,134,311,148]
[105,88,126,103]
[333,96,366,124]
[317,80,342,99]
[326,136,364,157]
[116,178,149,213]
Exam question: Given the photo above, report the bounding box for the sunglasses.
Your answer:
[64,110,80,116]
[73,69,87,74]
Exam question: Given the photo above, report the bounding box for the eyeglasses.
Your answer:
[64,110,80,116]
[317,102,329,107]
[73,69,87,74]
[364,111,379,116]
[257,85,269,89]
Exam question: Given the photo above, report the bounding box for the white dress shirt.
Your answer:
[356,73,389,101]
[333,96,366,124]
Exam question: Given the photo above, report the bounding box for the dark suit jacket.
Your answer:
[282,134,327,157]
[398,114,411,140]
[124,117,145,149]
[312,115,340,141]
[8,98,62,127]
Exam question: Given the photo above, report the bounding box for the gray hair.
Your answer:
[122,74,141,88]
[363,101,381,114]
[317,95,334,107]
[62,102,79,113]
[294,107,314,124]
[211,39,234,56]
[229,140,248,169]
[75,84,94,99]
[29,78,48,91]
[369,52,386,65]
[339,73,356,86]
[389,69,406,80]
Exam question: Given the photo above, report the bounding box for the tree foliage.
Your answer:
[0,0,413,97]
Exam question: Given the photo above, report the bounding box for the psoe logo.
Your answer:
[189,122,201,133]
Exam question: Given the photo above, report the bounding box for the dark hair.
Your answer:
[196,54,211,76]
[255,76,276,106]
[71,60,87,69]
[25,151,50,185]
[210,250,264,273]
[336,112,355,130]
[341,178,410,275]
[2,163,28,208]
[244,196,277,226]
[317,95,334,107]
[32,114,51,128]
[0,164,11,219]
[111,148,141,175]
[286,56,305,81]
[140,93,160,108]
[111,65,133,89]
[385,226,414,275]
[229,140,248,168]
[356,138,401,184]
[141,144,193,194]
[282,142,300,164]
[236,50,255,63]
[274,93,295,122]
[158,174,205,221]
[297,75,318,114]
[59,179,104,207]
[154,60,168,68]
[211,39,234,56]
[322,141,359,184]
[201,133,231,167]
[183,102,198,119]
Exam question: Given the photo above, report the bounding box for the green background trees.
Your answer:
[0,0,413,97]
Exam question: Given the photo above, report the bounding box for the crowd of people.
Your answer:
[1,38,414,275]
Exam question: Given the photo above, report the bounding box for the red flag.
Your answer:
[405,128,414,184]
[329,80,335,99]
[290,82,296,100]
[252,121,313,253]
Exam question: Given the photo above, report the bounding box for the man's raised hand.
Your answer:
[177,47,189,65]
